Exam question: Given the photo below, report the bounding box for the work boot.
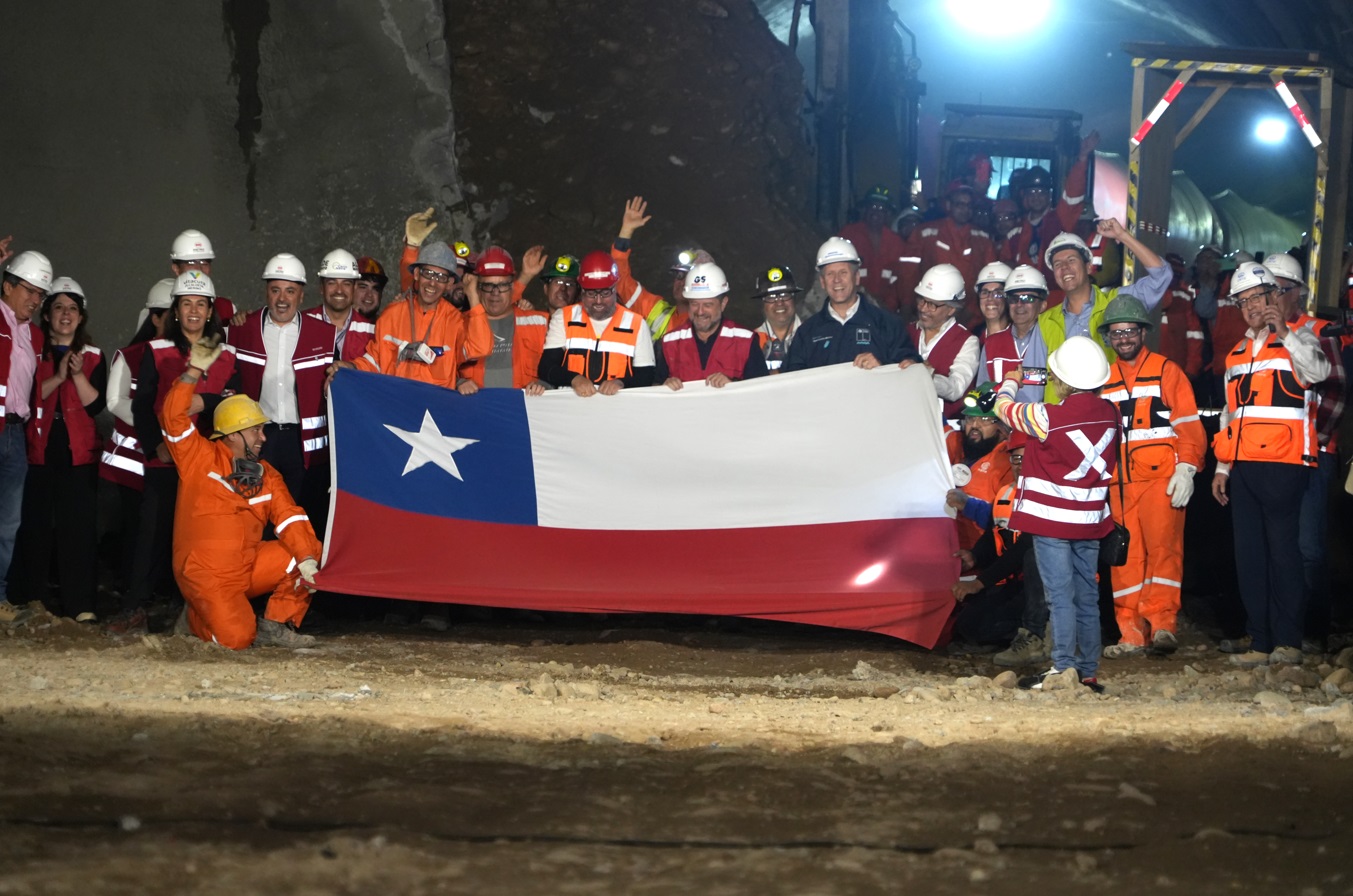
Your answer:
[0,600,24,625]
[1102,642,1147,659]
[1150,630,1178,656]
[1268,646,1303,666]
[1018,667,1078,690]
[103,607,148,636]
[993,628,1047,667]
[1228,649,1270,668]
[253,617,317,648]
[1218,635,1251,654]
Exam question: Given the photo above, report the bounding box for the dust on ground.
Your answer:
[2,606,1351,894]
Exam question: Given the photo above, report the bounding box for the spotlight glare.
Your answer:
[946,0,1051,35]
[853,563,885,587]
[1255,117,1289,144]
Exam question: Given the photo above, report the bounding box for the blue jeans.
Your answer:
[0,424,29,603]
[1299,452,1336,641]
[1033,535,1102,678]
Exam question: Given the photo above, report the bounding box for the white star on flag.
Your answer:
[385,410,478,479]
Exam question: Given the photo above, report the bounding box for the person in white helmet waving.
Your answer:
[0,247,53,623]
[655,262,767,389]
[781,237,921,373]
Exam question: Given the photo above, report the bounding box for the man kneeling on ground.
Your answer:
[160,336,322,648]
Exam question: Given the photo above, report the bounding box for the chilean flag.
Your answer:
[318,364,958,647]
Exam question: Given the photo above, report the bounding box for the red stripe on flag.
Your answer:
[319,491,958,648]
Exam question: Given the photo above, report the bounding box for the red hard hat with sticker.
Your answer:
[578,251,619,289]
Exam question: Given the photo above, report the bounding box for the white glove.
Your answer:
[1165,463,1196,509]
[188,334,224,372]
[297,558,320,590]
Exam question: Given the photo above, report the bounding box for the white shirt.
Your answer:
[260,314,300,424]
[107,353,134,427]
[916,316,980,401]
[827,298,861,325]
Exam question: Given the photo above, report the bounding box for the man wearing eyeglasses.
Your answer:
[1264,253,1346,654]
[334,241,491,388]
[1096,296,1206,659]
[980,265,1050,402]
[537,251,655,397]
[1210,261,1330,668]
[455,246,549,396]
[751,265,804,373]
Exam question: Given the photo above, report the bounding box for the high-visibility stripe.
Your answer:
[162,426,195,443]
[1227,358,1292,378]
[247,493,273,505]
[1021,476,1109,503]
[1236,406,1307,421]
[1272,79,1323,148]
[1187,330,1204,339]
[899,256,921,264]
[1131,73,1190,146]
[1113,583,1145,599]
[207,472,236,494]
[110,429,140,449]
[1172,413,1200,425]
[294,357,330,371]
[302,415,327,429]
[517,315,549,327]
[1152,577,1182,590]
[100,452,144,476]
[276,513,308,533]
[1126,426,1177,442]
[1017,498,1111,525]
[237,353,266,366]
[303,436,328,452]
[564,337,637,357]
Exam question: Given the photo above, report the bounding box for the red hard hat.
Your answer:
[476,246,515,278]
[578,250,618,289]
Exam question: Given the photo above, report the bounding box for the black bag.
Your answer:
[1099,522,1130,567]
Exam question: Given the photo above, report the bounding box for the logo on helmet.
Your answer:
[768,268,783,282]
[554,258,571,273]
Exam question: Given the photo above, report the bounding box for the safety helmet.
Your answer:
[897,206,923,223]
[815,236,861,269]
[1196,244,1223,260]
[146,278,175,310]
[1229,260,1275,296]
[752,265,802,299]
[46,276,85,301]
[976,262,1012,288]
[476,246,515,278]
[683,262,729,300]
[172,270,216,299]
[1097,295,1153,333]
[670,247,705,275]
[960,381,1000,418]
[540,254,580,282]
[408,242,462,276]
[261,253,306,284]
[1003,264,1048,296]
[317,249,359,280]
[914,263,966,307]
[1048,335,1111,391]
[578,251,619,289]
[861,184,895,209]
[356,256,388,287]
[5,250,53,292]
[1263,252,1303,285]
[170,229,215,262]
[1023,166,1053,191]
[1044,232,1093,269]
[211,394,269,440]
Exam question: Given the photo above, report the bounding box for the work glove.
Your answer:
[405,207,438,247]
[297,558,320,590]
[1165,462,1197,509]
[188,334,224,372]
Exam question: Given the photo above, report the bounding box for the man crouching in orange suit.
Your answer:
[160,336,323,648]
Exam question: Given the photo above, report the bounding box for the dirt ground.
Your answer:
[1,606,1351,894]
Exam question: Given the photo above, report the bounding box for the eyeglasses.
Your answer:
[417,268,451,283]
[479,282,513,295]
[1007,294,1041,304]
[1107,327,1143,341]
[1236,292,1271,307]
[762,295,795,304]
[978,289,1005,301]
[581,288,614,300]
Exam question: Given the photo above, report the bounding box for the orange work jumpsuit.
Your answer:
[354,296,491,388]
[1101,349,1207,644]
[160,378,323,649]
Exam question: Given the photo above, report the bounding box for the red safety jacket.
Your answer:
[229,310,335,467]
[1009,392,1119,539]
[909,319,974,419]
[0,313,43,432]
[27,346,103,465]
[145,339,237,469]
[100,344,149,490]
[660,321,756,382]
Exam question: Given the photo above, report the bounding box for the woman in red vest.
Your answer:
[994,336,1119,692]
[15,279,106,621]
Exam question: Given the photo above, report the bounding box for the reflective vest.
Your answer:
[563,305,642,383]
[1291,312,1341,455]
[1009,391,1119,539]
[909,318,973,419]
[989,481,1021,585]
[100,344,148,490]
[981,325,1032,384]
[0,312,43,431]
[28,346,103,465]
[229,310,335,467]
[305,307,374,363]
[660,322,756,382]
[146,339,236,469]
[458,308,549,389]
[1100,350,1204,482]
[1215,333,1318,467]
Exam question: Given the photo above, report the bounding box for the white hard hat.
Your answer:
[1229,260,1276,296]
[1263,252,1303,285]
[262,253,307,284]
[914,263,966,307]
[975,262,1012,288]
[47,276,85,301]
[815,236,861,269]
[172,270,216,299]
[5,250,53,292]
[317,248,360,280]
[683,262,729,300]
[1043,232,1092,269]
[1003,264,1048,295]
[171,229,215,262]
[137,278,177,331]
[1048,335,1111,391]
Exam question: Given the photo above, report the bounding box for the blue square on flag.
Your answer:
[329,369,537,525]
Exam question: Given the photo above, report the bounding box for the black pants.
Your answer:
[14,462,98,617]
[125,466,178,610]
[1231,460,1309,653]
[260,424,330,534]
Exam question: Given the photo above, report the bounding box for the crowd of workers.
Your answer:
[0,146,1347,685]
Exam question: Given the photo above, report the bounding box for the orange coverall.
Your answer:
[1101,349,1206,644]
[353,296,491,388]
[160,377,323,649]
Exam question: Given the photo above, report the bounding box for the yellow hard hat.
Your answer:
[211,394,269,439]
